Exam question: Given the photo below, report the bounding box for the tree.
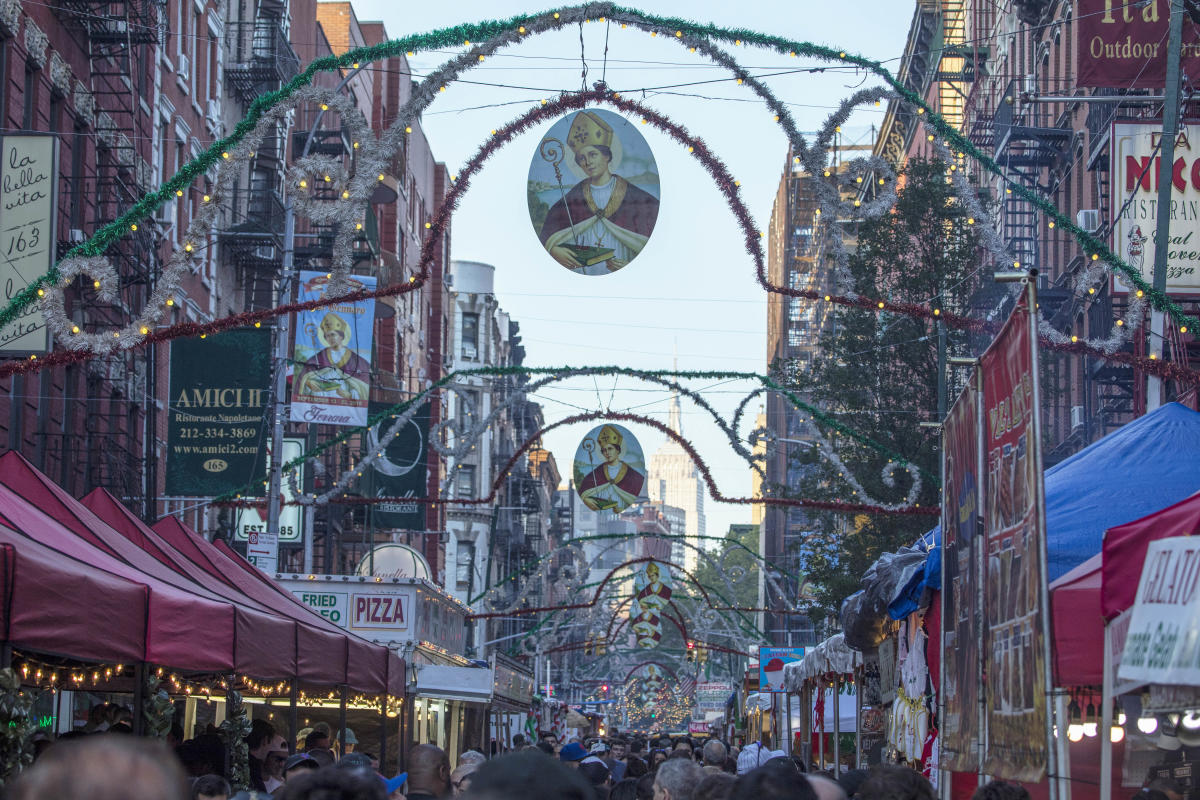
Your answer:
[692,524,762,612]
[775,157,981,630]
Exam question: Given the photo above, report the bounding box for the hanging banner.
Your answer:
[234,437,304,542]
[1076,0,1200,89]
[695,682,732,714]
[290,271,376,426]
[981,296,1049,782]
[1119,536,1200,687]
[574,423,648,513]
[165,327,271,496]
[631,560,672,649]
[940,377,982,773]
[365,400,430,529]
[1,134,57,353]
[1111,122,1200,295]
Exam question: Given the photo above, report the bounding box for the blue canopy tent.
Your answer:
[884,402,1200,620]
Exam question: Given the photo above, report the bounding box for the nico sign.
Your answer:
[1112,122,1200,294]
[165,327,271,496]
[0,135,56,354]
[1119,536,1200,687]
[1077,0,1200,89]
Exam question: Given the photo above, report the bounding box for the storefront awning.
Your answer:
[414,664,493,704]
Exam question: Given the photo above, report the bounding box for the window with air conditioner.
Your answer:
[461,312,479,359]
[456,465,476,498]
[1071,405,1085,430]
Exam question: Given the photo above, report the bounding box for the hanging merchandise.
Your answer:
[573,423,648,513]
[887,617,929,761]
[529,108,660,275]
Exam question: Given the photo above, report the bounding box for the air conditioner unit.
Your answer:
[68,228,86,243]
[177,53,190,82]
[1024,74,1037,98]
[444,273,454,287]
[1076,209,1101,232]
[1071,405,1085,431]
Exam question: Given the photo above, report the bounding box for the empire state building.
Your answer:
[647,392,706,573]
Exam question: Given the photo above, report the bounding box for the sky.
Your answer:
[349,1,916,542]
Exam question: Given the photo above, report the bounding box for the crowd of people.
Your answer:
[4,720,1050,800]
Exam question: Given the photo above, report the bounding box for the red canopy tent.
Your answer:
[1102,491,1200,620]
[1050,553,1104,686]
[0,452,404,696]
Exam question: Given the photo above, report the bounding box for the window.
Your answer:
[457,388,479,424]
[461,312,479,359]
[455,543,474,592]
[456,465,476,498]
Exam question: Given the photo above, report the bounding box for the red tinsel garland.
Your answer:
[4,90,1196,390]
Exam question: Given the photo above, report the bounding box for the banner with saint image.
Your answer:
[630,560,672,649]
[290,271,376,426]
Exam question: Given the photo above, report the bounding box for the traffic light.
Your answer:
[584,637,593,656]
[686,640,696,663]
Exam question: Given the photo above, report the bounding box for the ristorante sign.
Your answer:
[1077,0,1200,89]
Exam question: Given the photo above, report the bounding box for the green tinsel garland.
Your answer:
[1,4,1194,345]
[212,365,938,510]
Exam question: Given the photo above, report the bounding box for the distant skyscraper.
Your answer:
[648,392,706,573]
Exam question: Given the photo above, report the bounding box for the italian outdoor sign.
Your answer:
[1077,0,1200,89]
[0,134,56,354]
[165,327,271,496]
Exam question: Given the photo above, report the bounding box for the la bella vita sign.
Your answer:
[0,135,57,354]
[1119,536,1200,687]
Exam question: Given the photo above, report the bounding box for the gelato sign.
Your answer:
[758,647,804,693]
[1119,536,1200,687]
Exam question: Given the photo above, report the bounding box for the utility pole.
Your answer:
[1147,0,1186,411]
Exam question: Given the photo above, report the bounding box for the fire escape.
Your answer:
[217,10,300,310]
[50,0,160,510]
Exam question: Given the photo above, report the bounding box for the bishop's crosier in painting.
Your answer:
[530,109,660,276]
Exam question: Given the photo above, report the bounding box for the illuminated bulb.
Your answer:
[491,129,496,135]
[222,152,229,159]
[203,195,211,202]
[967,218,975,225]
[1048,221,1055,228]
[424,222,432,229]
[689,47,695,53]
[406,51,415,57]
[879,178,885,185]
[1083,722,1098,738]
[37,288,44,297]
[737,78,743,85]
[1092,253,1099,260]
[378,174,385,181]
[1067,724,1084,742]
[71,326,80,334]
[185,243,193,252]
[94,280,101,289]
[140,326,149,335]
[853,199,861,207]
[518,27,525,33]
[675,30,682,37]
[877,301,885,308]
[790,51,796,57]
[342,191,349,199]
[478,55,485,61]
[1136,290,1144,297]
[554,12,559,18]
[176,190,183,197]
[824,295,831,302]
[113,332,120,338]
[131,224,138,231]
[824,170,831,177]
[1088,287,1095,294]
[356,223,363,230]
[687,146,694,152]
[439,86,446,92]
[1071,335,1078,343]
[1117,319,1125,327]
[166,298,174,306]
[353,142,359,149]
[1110,725,1125,743]
[321,104,329,111]
[352,62,359,69]
[839,51,846,58]
[1182,326,1189,333]
[254,321,261,328]
[934,309,941,316]
[1014,261,1021,268]
[324,175,331,182]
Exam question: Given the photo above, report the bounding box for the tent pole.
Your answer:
[855,668,862,769]
[785,692,793,756]
[338,685,348,756]
[1101,624,1114,800]
[833,677,841,773]
[288,682,299,753]
[132,663,145,736]
[819,683,825,769]
[380,693,389,772]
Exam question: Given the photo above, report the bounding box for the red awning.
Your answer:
[1049,553,1103,685]
[0,452,404,694]
[1102,491,1200,620]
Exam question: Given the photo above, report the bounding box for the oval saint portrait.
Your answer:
[528,108,661,275]
[573,423,648,513]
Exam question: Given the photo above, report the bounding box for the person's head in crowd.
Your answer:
[336,728,358,754]
[407,743,451,798]
[272,765,386,800]
[177,733,226,777]
[839,769,869,800]
[808,773,849,800]
[312,721,333,738]
[611,737,629,761]
[339,752,374,771]
[9,735,187,800]
[512,734,527,749]
[579,759,612,791]
[265,737,289,775]
[590,740,610,757]
[452,762,480,797]
[247,719,277,761]
[306,729,331,751]
[654,757,704,800]
[193,774,232,800]
[629,740,645,758]
[636,773,657,800]
[541,732,561,754]
[694,773,735,800]
[462,751,593,800]
[85,702,110,731]
[857,766,935,800]
[625,756,649,779]
[650,748,669,769]
[611,778,640,800]
[971,782,1031,800]
[284,752,321,782]
[535,741,556,756]
[308,747,337,769]
[560,742,589,765]
[701,741,726,770]
[459,750,487,768]
[729,760,815,800]
[1145,781,1186,800]
[669,749,694,761]
[672,737,695,754]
